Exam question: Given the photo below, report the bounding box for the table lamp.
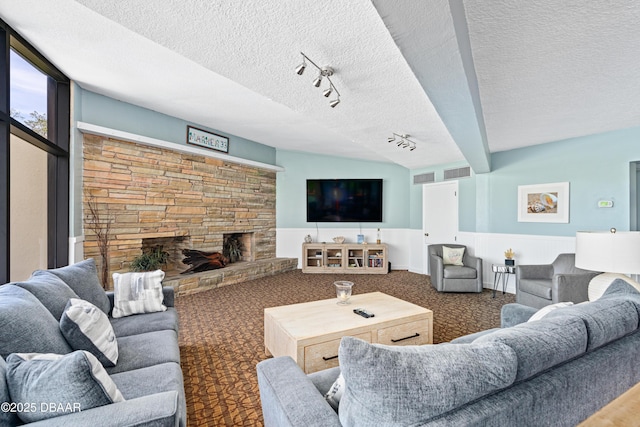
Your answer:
[575,229,640,300]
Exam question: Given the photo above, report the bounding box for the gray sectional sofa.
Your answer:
[0,259,185,426]
[257,279,640,426]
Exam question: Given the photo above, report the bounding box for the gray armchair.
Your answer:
[428,244,483,293]
[515,253,600,309]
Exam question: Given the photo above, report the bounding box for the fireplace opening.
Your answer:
[223,232,254,263]
[139,236,191,277]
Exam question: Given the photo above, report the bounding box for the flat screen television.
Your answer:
[306,179,383,223]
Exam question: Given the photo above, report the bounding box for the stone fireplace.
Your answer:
[82,134,295,293]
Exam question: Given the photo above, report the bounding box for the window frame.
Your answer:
[0,20,70,283]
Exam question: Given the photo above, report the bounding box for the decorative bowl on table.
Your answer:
[332,236,345,244]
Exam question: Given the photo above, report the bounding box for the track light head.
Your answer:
[297,52,341,107]
[409,145,416,151]
[387,137,395,143]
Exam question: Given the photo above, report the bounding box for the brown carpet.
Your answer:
[175,269,516,426]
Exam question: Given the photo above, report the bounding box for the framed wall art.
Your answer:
[187,126,229,153]
[517,182,570,223]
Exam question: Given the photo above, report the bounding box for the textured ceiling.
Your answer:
[464,0,640,153]
[1,1,639,171]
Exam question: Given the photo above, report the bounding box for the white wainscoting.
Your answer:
[456,232,576,293]
[277,228,577,294]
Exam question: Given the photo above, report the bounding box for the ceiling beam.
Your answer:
[372,0,491,173]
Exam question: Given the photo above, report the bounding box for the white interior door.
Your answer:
[423,181,459,274]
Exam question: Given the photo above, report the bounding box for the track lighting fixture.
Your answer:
[295,52,341,108]
[387,133,417,151]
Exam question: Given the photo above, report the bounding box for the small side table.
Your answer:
[492,264,516,298]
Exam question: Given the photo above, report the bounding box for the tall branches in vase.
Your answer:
[85,191,112,289]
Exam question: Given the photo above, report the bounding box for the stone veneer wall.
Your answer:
[82,134,280,290]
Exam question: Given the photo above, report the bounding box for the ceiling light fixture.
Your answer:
[388,133,417,151]
[296,52,341,108]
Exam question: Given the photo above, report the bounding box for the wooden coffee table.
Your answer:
[264,292,433,373]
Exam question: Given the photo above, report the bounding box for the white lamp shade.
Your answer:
[576,231,640,300]
[575,231,640,274]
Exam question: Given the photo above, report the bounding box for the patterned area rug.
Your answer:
[176,269,516,426]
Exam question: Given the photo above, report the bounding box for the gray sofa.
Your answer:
[0,259,185,427]
[516,253,600,309]
[257,279,640,426]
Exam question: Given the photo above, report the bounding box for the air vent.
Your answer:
[444,166,471,180]
[414,172,435,184]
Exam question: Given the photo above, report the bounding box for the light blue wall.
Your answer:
[78,89,276,165]
[70,87,278,236]
[72,87,640,239]
[486,128,640,235]
[408,126,640,235]
[275,150,410,228]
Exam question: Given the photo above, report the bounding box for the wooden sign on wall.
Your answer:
[187,126,229,153]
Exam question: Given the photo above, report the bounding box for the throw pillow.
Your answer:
[13,273,79,320]
[337,337,517,426]
[442,246,465,266]
[324,373,345,412]
[60,298,118,367]
[0,285,72,358]
[527,302,574,322]
[32,258,111,315]
[5,351,125,423]
[112,270,167,318]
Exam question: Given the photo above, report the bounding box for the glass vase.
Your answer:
[334,281,354,305]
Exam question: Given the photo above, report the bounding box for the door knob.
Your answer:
[424,233,429,236]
